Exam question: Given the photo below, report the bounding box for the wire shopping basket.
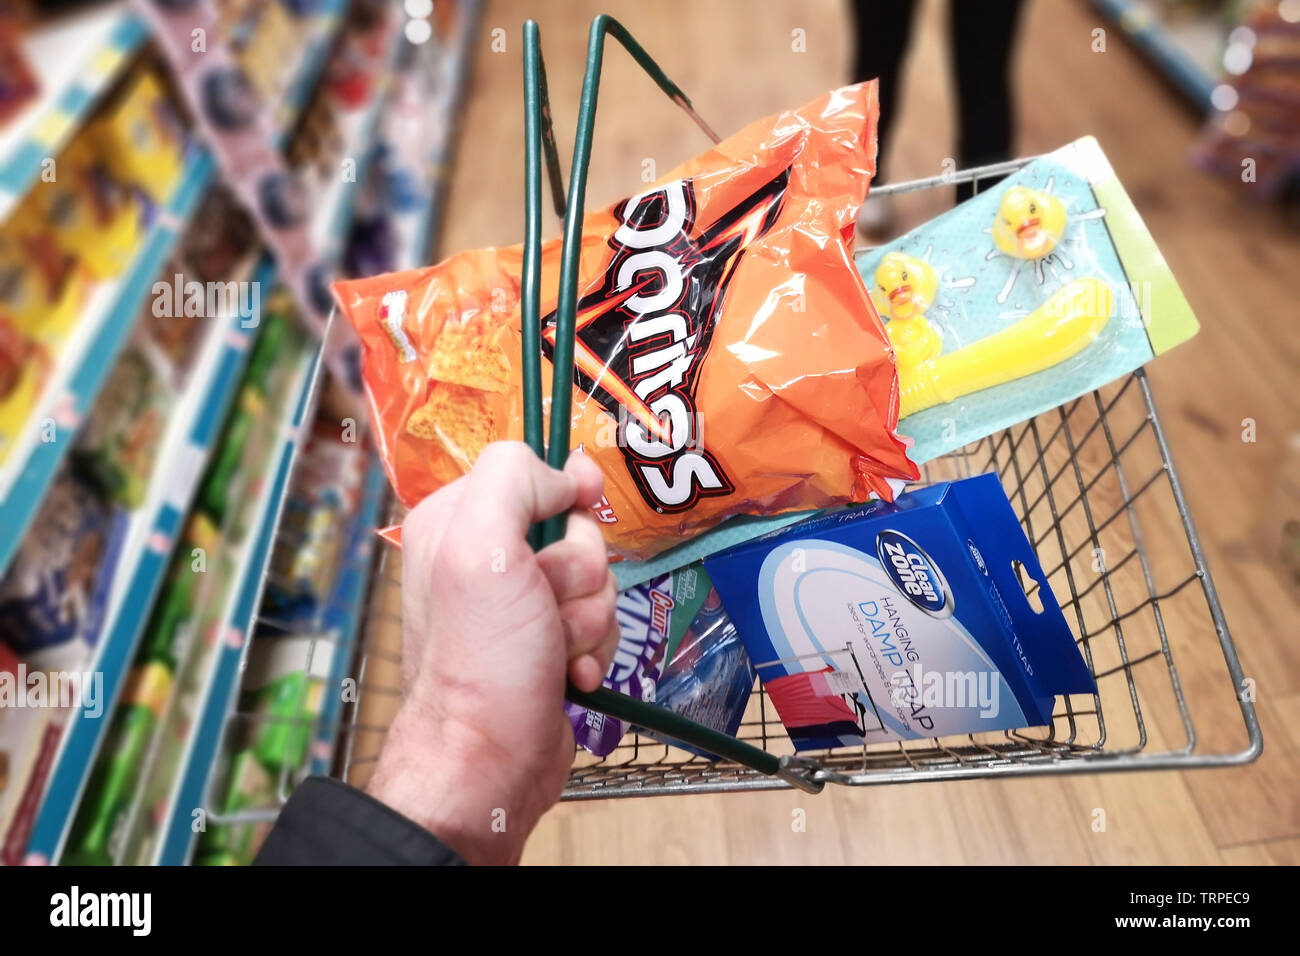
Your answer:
[321,156,1262,802]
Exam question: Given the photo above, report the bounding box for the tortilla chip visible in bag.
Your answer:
[334,82,919,562]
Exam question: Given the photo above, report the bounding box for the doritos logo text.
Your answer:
[541,170,788,512]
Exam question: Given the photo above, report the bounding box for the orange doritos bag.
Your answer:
[334,82,919,561]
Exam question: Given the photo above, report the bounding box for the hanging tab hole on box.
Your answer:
[1011,559,1046,614]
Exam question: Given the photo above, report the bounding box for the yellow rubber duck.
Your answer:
[872,252,942,367]
[992,186,1067,261]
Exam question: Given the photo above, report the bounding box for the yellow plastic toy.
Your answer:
[897,277,1113,419]
[872,251,942,367]
[992,186,1067,261]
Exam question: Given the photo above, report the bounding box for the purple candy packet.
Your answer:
[566,573,675,757]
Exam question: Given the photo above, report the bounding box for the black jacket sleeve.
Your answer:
[254,776,467,866]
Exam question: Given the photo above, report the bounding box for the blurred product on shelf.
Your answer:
[63,512,219,866]
[117,320,305,866]
[0,297,56,468]
[71,346,171,508]
[231,0,298,106]
[1195,0,1300,198]
[27,137,141,279]
[0,61,191,467]
[284,84,344,184]
[136,278,206,389]
[194,389,377,865]
[175,187,259,283]
[0,469,126,662]
[262,420,365,629]
[321,16,384,111]
[242,633,332,774]
[12,66,186,278]
[140,0,399,339]
[193,747,274,867]
[0,636,35,844]
[0,10,39,127]
[342,199,397,278]
[209,313,291,513]
[88,69,187,205]
[0,213,88,352]
[0,466,127,863]
[0,701,56,864]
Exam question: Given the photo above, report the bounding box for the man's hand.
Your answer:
[366,443,618,865]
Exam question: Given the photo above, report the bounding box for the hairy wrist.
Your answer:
[367,705,526,865]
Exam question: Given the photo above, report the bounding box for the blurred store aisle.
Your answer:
[414,0,1299,865]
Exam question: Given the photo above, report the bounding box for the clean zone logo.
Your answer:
[875,530,954,619]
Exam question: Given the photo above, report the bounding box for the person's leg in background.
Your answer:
[949,0,1024,202]
[850,0,917,234]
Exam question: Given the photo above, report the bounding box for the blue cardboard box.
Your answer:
[704,473,1096,751]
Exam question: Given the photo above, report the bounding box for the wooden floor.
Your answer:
[369,0,1300,864]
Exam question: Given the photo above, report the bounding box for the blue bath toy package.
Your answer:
[704,474,1096,751]
[858,135,1199,463]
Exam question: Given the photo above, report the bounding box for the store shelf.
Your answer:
[0,3,147,222]
[0,145,217,577]
[1090,0,1219,110]
[308,457,387,777]
[153,340,324,866]
[309,21,406,265]
[22,256,278,865]
[272,0,350,150]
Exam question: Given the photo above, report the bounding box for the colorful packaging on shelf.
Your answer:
[705,473,1096,752]
[1,711,61,866]
[175,188,259,284]
[638,567,756,760]
[241,634,334,772]
[194,749,276,867]
[135,280,208,393]
[334,82,920,562]
[30,137,142,280]
[138,0,399,336]
[263,422,365,628]
[0,641,37,838]
[72,347,170,508]
[0,216,88,351]
[63,512,219,867]
[195,309,292,526]
[0,470,127,658]
[0,22,37,127]
[89,70,186,205]
[0,316,45,467]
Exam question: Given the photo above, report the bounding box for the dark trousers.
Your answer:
[850,0,1024,200]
